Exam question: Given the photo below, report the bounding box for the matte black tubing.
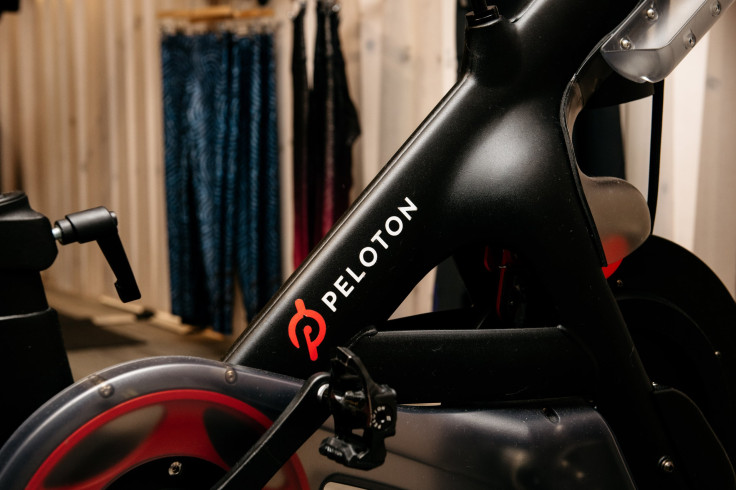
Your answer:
[224,2,684,487]
[0,193,73,444]
[349,327,597,404]
[648,81,665,228]
[225,0,638,390]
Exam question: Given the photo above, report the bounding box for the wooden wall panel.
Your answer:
[0,0,170,312]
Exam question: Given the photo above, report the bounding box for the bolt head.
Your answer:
[168,461,182,476]
[685,32,697,48]
[659,457,675,473]
[620,38,632,50]
[98,383,114,398]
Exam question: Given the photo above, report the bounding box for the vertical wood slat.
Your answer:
[142,0,169,310]
[356,0,383,194]
[0,15,19,191]
[34,0,60,286]
[40,1,59,217]
[16,3,40,205]
[104,0,121,216]
[84,0,107,296]
[72,0,91,291]
[53,0,79,289]
[121,0,140,295]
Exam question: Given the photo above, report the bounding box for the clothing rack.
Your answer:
[157,5,274,23]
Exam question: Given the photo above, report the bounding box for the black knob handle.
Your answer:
[54,207,141,303]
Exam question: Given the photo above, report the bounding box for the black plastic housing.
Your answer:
[0,192,73,445]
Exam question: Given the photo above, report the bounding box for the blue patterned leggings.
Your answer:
[161,31,281,334]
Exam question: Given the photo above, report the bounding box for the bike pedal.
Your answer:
[319,347,397,470]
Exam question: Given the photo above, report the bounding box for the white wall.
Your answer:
[621,4,736,295]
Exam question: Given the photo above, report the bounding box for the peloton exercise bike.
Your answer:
[1,0,736,488]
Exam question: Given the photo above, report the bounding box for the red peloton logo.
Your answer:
[287,197,418,361]
[288,299,327,361]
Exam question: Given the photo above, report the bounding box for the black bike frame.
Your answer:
[222,0,695,487]
[3,0,731,488]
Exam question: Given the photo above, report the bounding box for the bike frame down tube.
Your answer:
[224,1,681,487]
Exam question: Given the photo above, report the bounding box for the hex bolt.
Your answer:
[225,367,237,384]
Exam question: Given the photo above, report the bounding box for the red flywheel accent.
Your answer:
[28,389,309,490]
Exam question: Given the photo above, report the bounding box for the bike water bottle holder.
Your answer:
[320,347,397,470]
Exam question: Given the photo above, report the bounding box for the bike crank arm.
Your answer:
[213,372,331,489]
[215,347,398,489]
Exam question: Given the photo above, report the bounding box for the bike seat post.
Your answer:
[0,191,74,446]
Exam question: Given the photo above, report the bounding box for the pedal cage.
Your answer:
[319,347,397,470]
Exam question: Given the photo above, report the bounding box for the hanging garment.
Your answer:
[292,2,311,267]
[162,33,211,328]
[162,29,281,334]
[307,1,328,247]
[293,0,360,267]
[310,0,361,243]
[236,32,282,318]
[321,1,360,236]
[187,32,234,334]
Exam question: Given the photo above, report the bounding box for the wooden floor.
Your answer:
[47,289,233,380]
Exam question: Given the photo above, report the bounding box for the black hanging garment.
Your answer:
[320,1,360,237]
[292,2,311,267]
[293,0,360,267]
